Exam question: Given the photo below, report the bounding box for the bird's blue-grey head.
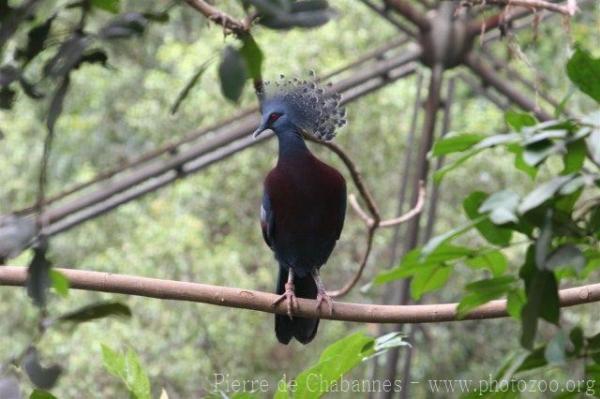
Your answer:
[252,72,346,142]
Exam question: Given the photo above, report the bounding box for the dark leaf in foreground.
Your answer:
[100,13,148,39]
[47,76,70,134]
[43,34,88,77]
[27,246,52,308]
[58,301,131,324]
[0,86,16,109]
[17,15,56,63]
[171,59,212,115]
[520,270,559,349]
[22,348,62,390]
[218,46,247,102]
[258,0,335,29]
[74,49,109,69]
[0,65,20,86]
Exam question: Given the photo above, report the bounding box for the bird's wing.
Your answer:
[260,191,275,248]
[334,178,347,240]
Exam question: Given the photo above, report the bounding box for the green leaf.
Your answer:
[373,245,474,285]
[101,344,125,379]
[474,132,521,149]
[218,46,247,102]
[566,45,600,104]
[293,332,406,399]
[274,378,290,399]
[478,190,520,225]
[506,289,525,320]
[30,390,58,399]
[515,347,547,372]
[569,326,584,355]
[507,144,537,179]
[584,364,600,397]
[588,331,600,351]
[433,148,483,183]
[91,0,120,13]
[101,344,151,399]
[546,244,586,272]
[544,330,567,365]
[372,332,408,355]
[518,175,575,214]
[463,192,512,246]
[170,59,212,114]
[505,110,537,131]
[562,139,586,174]
[587,131,600,167]
[49,269,69,298]
[58,301,131,324]
[559,174,587,195]
[520,270,559,349]
[431,133,485,156]
[523,141,561,166]
[293,332,373,398]
[464,250,507,277]
[457,276,517,317]
[239,34,263,81]
[410,265,451,300]
[422,221,483,257]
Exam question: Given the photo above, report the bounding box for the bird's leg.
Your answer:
[312,269,334,316]
[272,269,298,319]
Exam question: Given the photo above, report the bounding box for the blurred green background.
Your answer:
[1,0,599,397]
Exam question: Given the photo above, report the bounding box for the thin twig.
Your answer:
[304,133,381,222]
[348,181,425,228]
[184,0,249,35]
[463,0,577,15]
[1,266,599,323]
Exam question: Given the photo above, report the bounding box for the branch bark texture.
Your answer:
[1,266,599,323]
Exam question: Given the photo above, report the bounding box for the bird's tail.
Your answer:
[275,266,319,345]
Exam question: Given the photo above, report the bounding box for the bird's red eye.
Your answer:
[268,113,281,123]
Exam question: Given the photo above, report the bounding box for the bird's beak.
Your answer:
[252,125,272,139]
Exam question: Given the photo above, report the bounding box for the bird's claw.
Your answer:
[272,282,298,319]
[315,289,334,316]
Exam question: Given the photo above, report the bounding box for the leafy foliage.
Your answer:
[376,42,600,397]
[276,332,407,399]
[101,344,151,399]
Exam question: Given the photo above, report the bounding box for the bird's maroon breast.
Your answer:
[264,154,346,269]
[267,157,343,229]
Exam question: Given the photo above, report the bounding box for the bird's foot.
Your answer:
[272,282,298,319]
[315,288,334,316]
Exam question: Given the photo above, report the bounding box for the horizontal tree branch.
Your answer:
[1,266,599,323]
